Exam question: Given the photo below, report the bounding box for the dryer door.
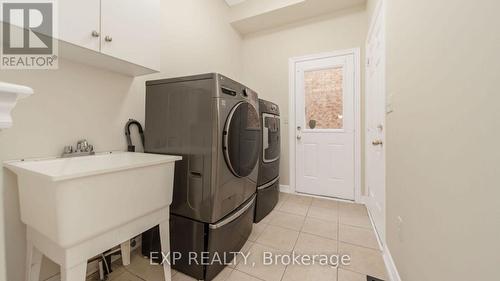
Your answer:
[262,113,280,163]
[223,102,260,178]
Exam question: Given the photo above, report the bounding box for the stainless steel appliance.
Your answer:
[255,99,281,223]
[145,73,260,280]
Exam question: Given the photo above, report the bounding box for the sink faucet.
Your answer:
[62,139,95,158]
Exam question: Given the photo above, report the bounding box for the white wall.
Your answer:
[241,6,368,186]
[0,0,242,280]
[385,0,500,280]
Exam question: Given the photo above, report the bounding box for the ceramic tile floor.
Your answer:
[78,193,387,281]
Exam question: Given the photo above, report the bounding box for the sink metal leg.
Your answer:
[61,262,87,281]
[120,240,131,266]
[26,241,43,281]
[159,220,172,281]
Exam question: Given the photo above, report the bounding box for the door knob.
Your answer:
[105,36,113,42]
[297,135,302,140]
[91,30,100,37]
[372,140,383,146]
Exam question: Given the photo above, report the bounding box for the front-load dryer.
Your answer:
[254,99,281,222]
[145,73,260,280]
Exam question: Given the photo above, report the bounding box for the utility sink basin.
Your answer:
[5,152,181,247]
[5,151,181,280]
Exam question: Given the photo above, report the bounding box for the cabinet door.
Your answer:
[101,0,160,71]
[59,0,101,51]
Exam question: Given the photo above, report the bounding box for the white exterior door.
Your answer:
[365,3,386,243]
[294,53,356,200]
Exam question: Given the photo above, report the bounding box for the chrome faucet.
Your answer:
[62,139,95,158]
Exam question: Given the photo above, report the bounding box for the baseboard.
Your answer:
[364,201,401,281]
[279,184,293,193]
[280,186,359,205]
[383,245,402,281]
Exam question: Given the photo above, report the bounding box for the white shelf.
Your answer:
[0,82,34,129]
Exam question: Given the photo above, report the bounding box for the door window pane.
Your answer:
[304,67,344,129]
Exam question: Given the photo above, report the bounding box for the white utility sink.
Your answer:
[5,152,181,281]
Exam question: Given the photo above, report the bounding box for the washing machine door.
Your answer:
[223,101,260,178]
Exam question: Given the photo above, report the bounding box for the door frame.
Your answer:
[288,48,362,202]
[364,0,387,243]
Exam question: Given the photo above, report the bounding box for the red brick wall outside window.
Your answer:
[304,67,344,129]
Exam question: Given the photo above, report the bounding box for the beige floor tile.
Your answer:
[171,271,197,281]
[301,217,338,240]
[268,211,305,231]
[339,225,379,250]
[256,225,300,251]
[212,267,234,281]
[279,201,310,216]
[311,198,339,210]
[95,196,384,281]
[339,212,372,229]
[226,270,263,281]
[337,269,366,281]
[230,240,254,268]
[46,274,61,281]
[279,192,291,201]
[293,233,338,259]
[109,271,145,281]
[259,210,277,224]
[338,202,367,214]
[236,243,288,281]
[276,193,290,209]
[281,263,337,281]
[248,222,267,242]
[276,199,286,209]
[125,252,164,281]
[85,267,126,281]
[339,204,371,229]
[339,243,387,280]
[287,194,313,205]
[85,258,127,281]
[307,205,338,222]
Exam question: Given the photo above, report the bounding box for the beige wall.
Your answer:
[241,6,368,186]
[385,0,500,280]
[0,0,242,280]
[365,0,379,23]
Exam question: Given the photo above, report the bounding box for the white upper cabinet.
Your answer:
[101,0,160,71]
[59,0,101,52]
[58,0,160,75]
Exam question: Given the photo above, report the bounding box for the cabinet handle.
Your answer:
[91,30,100,37]
[105,36,113,42]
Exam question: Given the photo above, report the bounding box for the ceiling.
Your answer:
[226,0,367,35]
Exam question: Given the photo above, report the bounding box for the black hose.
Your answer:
[125,119,145,152]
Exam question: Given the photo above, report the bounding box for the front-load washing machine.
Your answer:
[145,73,260,280]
